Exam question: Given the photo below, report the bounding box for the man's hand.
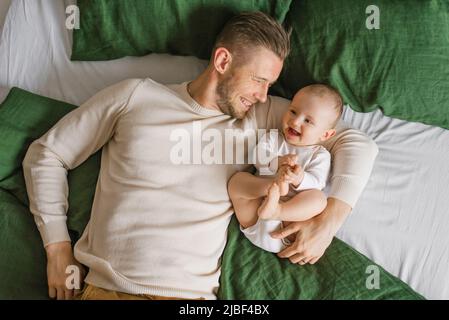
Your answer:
[45,241,86,300]
[270,198,352,265]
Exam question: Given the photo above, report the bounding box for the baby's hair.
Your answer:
[300,84,343,128]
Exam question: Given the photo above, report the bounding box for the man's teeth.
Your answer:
[241,98,252,107]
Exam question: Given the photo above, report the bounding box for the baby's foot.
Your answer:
[277,173,290,196]
[258,183,281,220]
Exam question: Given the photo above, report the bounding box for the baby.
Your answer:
[228,84,343,253]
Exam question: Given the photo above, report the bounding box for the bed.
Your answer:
[1,0,448,299]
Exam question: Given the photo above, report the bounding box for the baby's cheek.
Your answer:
[282,113,290,127]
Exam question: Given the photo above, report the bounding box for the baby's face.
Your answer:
[282,91,337,146]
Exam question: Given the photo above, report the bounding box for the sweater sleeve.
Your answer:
[320,125,379,208]
[293,147,331,191]
[255,95,290,130]
[22,79,143,247]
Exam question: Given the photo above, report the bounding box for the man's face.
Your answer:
[216,47,283,119]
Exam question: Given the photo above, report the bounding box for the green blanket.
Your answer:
[219,218,421,299]
[0,87,423,299]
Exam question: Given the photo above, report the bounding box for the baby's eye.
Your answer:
[305,118,313,124]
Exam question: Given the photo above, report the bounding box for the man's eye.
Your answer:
[252,76,266,85]
[290,110,296,115]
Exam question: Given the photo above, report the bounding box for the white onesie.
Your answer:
[241,131,331,253]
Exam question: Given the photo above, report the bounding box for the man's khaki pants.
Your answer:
[76,284,204,300]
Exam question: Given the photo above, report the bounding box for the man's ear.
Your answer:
[320,129,336,141]
[213,47,232,74]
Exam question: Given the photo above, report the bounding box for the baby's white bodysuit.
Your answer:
[241,131,331,253]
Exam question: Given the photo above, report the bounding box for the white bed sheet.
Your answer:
[337,106,449,300]
[1,0,448,299]
[0,0,11,34]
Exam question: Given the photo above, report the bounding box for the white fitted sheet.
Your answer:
[337,106,449,299]
[1,0,448,299]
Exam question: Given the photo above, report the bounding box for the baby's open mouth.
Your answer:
[287,127,301,137]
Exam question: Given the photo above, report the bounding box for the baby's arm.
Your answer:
[293,147,331,192]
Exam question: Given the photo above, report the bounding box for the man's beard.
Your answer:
[216,76,246,120]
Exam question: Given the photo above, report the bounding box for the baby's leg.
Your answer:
[228,172,274,228]
[258,168,292,220]
[275,166,291,196]
[257,183,281,220]
[277,189,327,221]
[259,189,327,221]
[276,176,290,197]
[228,172,273,199]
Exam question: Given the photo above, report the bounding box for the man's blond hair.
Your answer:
[213,11,291,65]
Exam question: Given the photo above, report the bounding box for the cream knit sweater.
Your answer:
[23,78,378,299]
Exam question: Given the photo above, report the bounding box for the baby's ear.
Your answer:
[320,129,336,141]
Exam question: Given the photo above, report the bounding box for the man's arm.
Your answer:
[22,79,143,299]
[271,127,379,264]
[321,126,380,208]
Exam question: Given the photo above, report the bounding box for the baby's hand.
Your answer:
[278,154,297,168]
[289,165,304,188]
[276,164,304,194]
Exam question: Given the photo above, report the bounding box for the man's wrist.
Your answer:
[321,197,352,235]
[45,241,72,257]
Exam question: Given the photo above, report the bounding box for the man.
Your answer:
[23,12,378,300]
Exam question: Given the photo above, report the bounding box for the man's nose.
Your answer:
[254,85,269,103]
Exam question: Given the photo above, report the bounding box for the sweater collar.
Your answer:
[180,82,224,117]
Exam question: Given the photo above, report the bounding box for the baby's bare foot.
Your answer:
[277,173,290,196]
[258,183,281,220]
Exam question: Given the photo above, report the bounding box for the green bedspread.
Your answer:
[219,218,421,299]
[0,88,423,299]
